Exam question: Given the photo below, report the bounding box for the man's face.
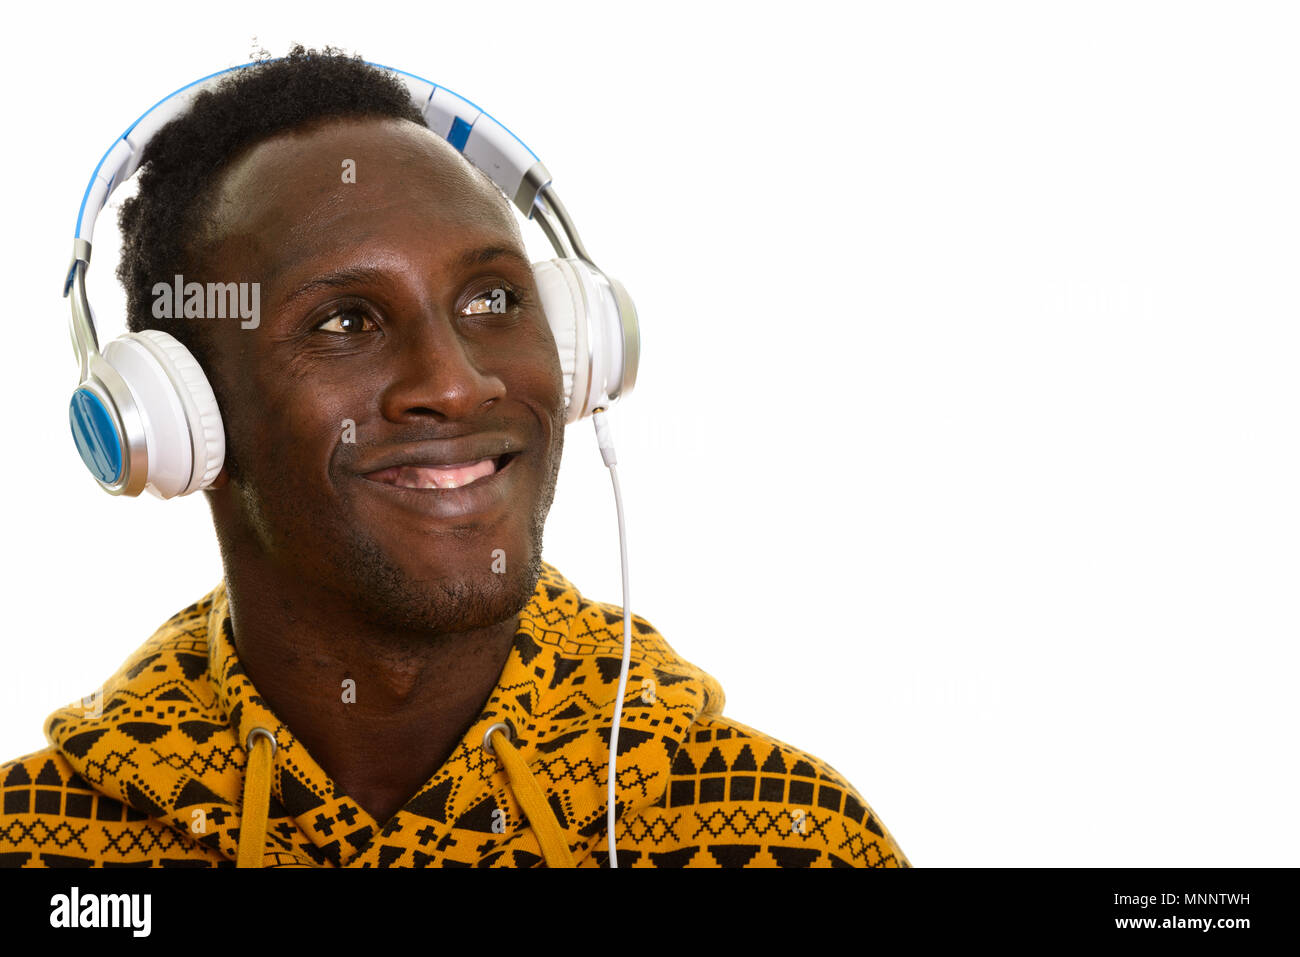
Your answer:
[195,116,566,634]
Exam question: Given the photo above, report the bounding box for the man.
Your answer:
[0,47,910,868]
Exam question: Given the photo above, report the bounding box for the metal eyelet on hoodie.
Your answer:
[482,721,513,756]
[246,727,277,755]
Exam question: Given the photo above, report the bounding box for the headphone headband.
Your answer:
[71,59,552,247]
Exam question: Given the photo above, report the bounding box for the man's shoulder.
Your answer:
[1,745,103,805]
[619,711,912,868]
[0,747,218,869]
[0,746,74,787]
[0,747,108,867]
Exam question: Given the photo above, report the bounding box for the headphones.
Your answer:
[65,58,640,498]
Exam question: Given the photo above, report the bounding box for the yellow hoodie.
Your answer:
[0,563,910,868]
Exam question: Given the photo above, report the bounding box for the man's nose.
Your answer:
[378,308,506,422]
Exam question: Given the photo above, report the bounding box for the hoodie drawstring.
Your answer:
[236,723,575,868]
[485,723,575,868]
[237,728,276,868]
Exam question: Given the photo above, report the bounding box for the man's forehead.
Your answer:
[201,115,520,267]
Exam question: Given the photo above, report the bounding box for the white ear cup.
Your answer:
[532,258,638,424]
[100,330,224,499]
[533,259,590,424]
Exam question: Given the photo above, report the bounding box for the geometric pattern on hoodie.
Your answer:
[0,563,911,868]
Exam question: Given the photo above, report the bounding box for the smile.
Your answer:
[363,453,518,490]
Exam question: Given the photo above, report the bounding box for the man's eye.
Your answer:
[315,310,377,334]
[461,286,519,317]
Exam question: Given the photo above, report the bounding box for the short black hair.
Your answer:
[116,44,436,370]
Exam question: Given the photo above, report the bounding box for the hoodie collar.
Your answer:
[47,562,723,867]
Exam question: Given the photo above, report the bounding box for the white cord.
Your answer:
[593,408,631,869]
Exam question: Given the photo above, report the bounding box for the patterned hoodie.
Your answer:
[0,563,910,868]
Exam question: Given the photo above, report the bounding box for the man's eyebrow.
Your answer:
[458,245,532,271]
[275,247,533,309]
[276,266,393,310]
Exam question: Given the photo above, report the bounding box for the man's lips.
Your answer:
[353,435,527,520]
[363,454,517,490]
[356,449,521,521]
[357,434,523,487]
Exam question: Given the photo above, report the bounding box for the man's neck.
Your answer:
[220,560,519,826]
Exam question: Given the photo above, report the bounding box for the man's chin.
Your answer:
[334,531,543,636]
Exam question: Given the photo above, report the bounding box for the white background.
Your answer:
[1,1,1296,867]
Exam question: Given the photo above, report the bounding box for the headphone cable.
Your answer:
[592,407,630,869]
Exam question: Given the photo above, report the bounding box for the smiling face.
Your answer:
[195,115,566,635]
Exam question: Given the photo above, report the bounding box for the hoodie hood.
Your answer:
[44,562,724,867]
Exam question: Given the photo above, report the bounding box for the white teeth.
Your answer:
[390,458,497,490]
